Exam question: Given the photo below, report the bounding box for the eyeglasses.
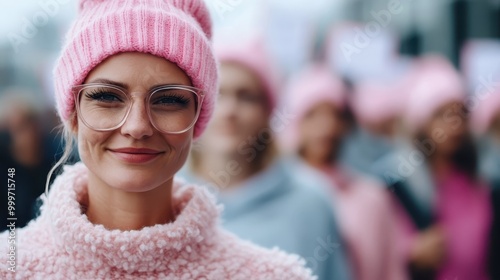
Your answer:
[73,83,204,134]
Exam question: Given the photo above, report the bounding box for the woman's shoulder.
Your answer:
[348,172,401,216]
[212,229,316,280]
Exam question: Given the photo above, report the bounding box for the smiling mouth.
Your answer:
[108,148,164,164]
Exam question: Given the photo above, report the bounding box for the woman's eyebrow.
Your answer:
[150,83,190,91]
[86,78,189,91]
[87,78,128,89]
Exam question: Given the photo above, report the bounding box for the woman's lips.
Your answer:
[108,148,163,164]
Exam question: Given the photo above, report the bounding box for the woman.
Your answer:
[0,89,60,229]
[181,39,352,280]
[281,64,408,280]
[375,56,492,280]
[0,1,315,279]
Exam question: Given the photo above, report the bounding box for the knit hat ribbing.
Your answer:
[54,0,217,138]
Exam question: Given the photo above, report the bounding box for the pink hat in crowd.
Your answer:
[215,38,280,112]
[404,55,466,133]
[53,0,218,139]
[471,86,500,135]
[287,64,346,119]
[352,82,405,127]
[280,64,346,151]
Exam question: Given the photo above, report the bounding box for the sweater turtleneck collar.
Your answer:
[42,162,221,273]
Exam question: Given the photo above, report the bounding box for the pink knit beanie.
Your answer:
[215,38,279,111]
[53,0,217,139]
[352,82,405,127]
[288,64,346,117]
[280,64,346,152]
[404,55,466,133]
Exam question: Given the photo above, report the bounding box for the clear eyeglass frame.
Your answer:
[72,83,205,134]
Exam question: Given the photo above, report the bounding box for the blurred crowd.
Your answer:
[176,36,500,280]
[1,1,500,280]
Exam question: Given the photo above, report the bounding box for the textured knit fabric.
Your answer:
[315,164,408,280]
[215,38,280,111]
[178,158,353,280]
[53,0,218,138]
[0,162,316,280]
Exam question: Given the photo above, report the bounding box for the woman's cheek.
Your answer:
[163,133,192,166]
[77,126,109,164]
[244,107,269,137]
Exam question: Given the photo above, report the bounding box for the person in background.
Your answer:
[0,89,61,229]
[340,82,404,176]
[374,55,492,280]
[0,0,316,278]
[181,39,352,280]
[280,64,408,280]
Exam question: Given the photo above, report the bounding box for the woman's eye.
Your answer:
[152,91,191,107]
[238,91,262,103]
[85,91,123,103]
[156,96,188,105]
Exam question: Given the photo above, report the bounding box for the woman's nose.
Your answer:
[120,100,154,139]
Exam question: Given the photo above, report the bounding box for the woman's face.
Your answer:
[6,104,42,165]
[76,52,193,192]
[365,117,398,138]
[423,101,468,157]
[201,62,269,155]
[298,102,345,163]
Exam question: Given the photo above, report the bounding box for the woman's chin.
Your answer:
[107,178,160,193]
[101,166,168,193]
[90,155,177,193]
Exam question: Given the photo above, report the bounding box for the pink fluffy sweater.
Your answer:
[0,163,315,279]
